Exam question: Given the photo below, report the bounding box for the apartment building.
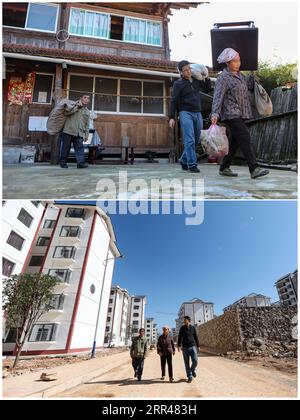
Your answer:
[223,293,272,312]
[275,270,298,307]
[177,298,214,327]
[145,318,158,344]
[3,202,121,356]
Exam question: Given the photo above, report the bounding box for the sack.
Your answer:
[46,99,78,135]
[201,124,229,157]
[190,63,209,81]
[254,82,273,116]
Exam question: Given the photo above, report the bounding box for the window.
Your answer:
[106,327,110,332]
[66,208,85,218]
[43,219,56,229]
[4,328,18,343]
[2,258,15,277]
[68,74,165,115]
[53,247,76,259]
[17,208,33,228]
[68,8,162,46]
[134,298,140,303]
[94,77,118,112]
[29,324,58,342]
[48,269,71,284]
[120,80,142,113]
[32,74,54,104]
[109,299,113,304]
[107,317,111,322]
[108,308,112,313]
[3,2,59,33]
[60,226,81,238]
[134,306,140,310]
[69,8,109,38]
[29,255,44,266]
[133,313,139,317]
[7,231,25,251]
[31,201,40,207]
[132,321,139,326]
[48,294,65,311]
[36,236,51,247]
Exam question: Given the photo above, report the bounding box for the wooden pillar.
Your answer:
[50,63,63,164]
[162,5,171,60]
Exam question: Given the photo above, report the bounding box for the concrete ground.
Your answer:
[3,350,297,399]
[3,162,297,200]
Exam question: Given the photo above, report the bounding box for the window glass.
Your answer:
[94,78,118,112]
[120,80,142,113]
[26,3,58,32]
[32,74,53,103]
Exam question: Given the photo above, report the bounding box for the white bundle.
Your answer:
[190,63,209,80]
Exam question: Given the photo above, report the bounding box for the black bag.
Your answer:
[211,21,258,71]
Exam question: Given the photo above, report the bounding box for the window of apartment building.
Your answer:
[133,305,140,310]
[133,313,139,317]
[68,8,162,46]
[107,317,111,322]
[109,299,114,304]
[66,208,85,218]
[32,74,54,104]
[60,226,81,238]
[29,324,58,342]
[106,327,110,332]
[7,230,25,251]
[48,269,71,284]
[108,308,112,313]
[68,74,165,115]
[29,255,44,266]
[43,219,56,229]
[132,321,139,325]
[31,201,40,207]
[36,236,51,247]
[48,294,65,311]
[3,328,17,343]
[134,298,140,302]
[17,208,33,228]
[2,258,15,277]
[53,246,76,259]
[3,3,59,32]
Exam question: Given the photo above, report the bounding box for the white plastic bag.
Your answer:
[200,125,229,157]
[190,63,209,81]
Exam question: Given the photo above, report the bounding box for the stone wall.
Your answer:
[196,310,243,353]
[197,306,297,356]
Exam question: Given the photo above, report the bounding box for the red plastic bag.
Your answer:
[200,124,229,157]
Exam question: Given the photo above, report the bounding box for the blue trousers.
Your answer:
[182,346,198,379]
[179,111,203,168]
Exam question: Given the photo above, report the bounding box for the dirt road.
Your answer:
[56,350,297,398]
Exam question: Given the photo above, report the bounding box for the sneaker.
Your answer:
[60,163,68,169]
[219,168,238,177]
[181,163,188,171]
[161,376,165,381]
[169,378,174,383]
[77,163,88,169]
[137,377,142,381]
[251,167,269,179]
[189,166,200,173]
[187,378,193,383]
[192,371,197,378]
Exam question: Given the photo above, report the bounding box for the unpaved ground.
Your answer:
[56,350,297,399]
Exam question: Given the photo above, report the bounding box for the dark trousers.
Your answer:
[60,133,85,165]
[132,357,144,379]
[220,118,258,174]
[160,354,173,379]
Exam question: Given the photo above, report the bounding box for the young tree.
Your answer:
[2,273,59,368]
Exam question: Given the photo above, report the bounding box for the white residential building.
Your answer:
[145,318,158,344]
[3,202,121,356]
[223,293,272,312]
[2,200,45,278]
[128,295,147,337]
[275,270,298,307]
[178,298,214,327]
[104,285,131,347]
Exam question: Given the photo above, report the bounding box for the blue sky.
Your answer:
[56,200,297,330]
[109,200,297,329]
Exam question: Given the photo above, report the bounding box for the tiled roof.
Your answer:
[3,43,179,72]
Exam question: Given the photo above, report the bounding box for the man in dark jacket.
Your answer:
[157,326,175,383]
[177,316,200,383]
[169,60,212,173]
[130,328,148,381]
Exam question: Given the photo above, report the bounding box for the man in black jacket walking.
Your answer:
[157,326,176,383]
[177,316,200,383]
[169,60,212,173]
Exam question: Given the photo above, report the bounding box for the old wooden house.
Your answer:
[2,2,202,162]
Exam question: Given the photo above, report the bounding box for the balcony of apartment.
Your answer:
[56,226,82,246]
[51,246,77,267]
[63,208,86,225]
[48,269,72,293]
[44,294,66,318]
